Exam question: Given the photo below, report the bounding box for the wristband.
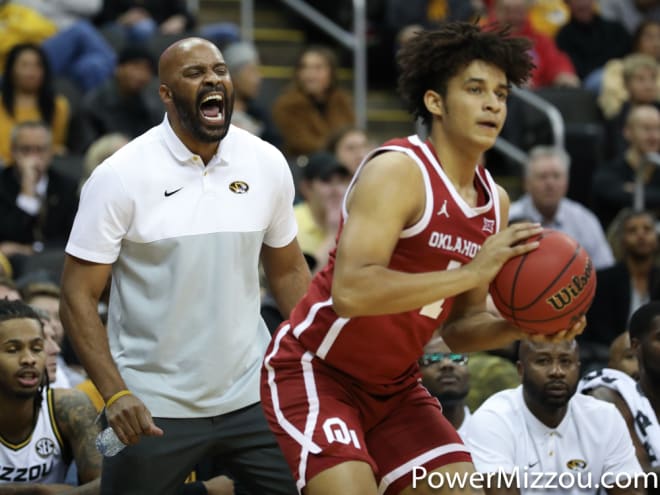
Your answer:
[182,481,208,495]
[105,390,132,409]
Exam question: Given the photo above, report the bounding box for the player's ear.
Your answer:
[424,90,444,118]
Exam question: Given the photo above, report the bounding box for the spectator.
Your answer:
[555,0,631,93]
[599,20,660,121]
[489,0,580,89]
[0,121,78,266]
[272,45,355,158]
[0,2,117,93]
[583,209,660,367]
[0,299,102,492]
[22,280,86,386]
[608,331,640,380]
[419,336,472,439]
[80,132,129,192]
[325,125,373,175]
[579,301,660,471]
[602,53,660,160]
[0,43,70,166]
[223,41,281,147]
[467,339,645,494]
[82,45,162,146]
[93,0,195,44]
[60,37,309,495]
[598,0,660,35]
[294,151,351,269]
[593,104,660,226]
[509,145,614,269]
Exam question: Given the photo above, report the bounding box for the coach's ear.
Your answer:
[159,84,173,104]
[424,90,444,119]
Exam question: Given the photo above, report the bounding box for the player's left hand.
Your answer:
[526,315,586,343]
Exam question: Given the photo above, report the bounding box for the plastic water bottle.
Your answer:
[96,427,126,457]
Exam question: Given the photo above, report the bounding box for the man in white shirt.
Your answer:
[509,145,614,269]
[467,340,644,494]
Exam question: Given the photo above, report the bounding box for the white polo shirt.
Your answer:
[66,116,297,418]
[467,386,643,494]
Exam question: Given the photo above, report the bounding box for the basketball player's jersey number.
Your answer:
[323,418,361,449]
[419,260,462,318]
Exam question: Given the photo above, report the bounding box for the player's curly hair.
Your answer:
[397,22,535,133]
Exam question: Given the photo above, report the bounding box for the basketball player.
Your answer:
[580,301,660,474]
[0,299,102,493]
[260,22,586,495]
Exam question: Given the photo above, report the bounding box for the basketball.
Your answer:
[490,229,597,335]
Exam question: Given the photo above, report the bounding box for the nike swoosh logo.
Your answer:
[164,187,183,197]
[527,461,539,469]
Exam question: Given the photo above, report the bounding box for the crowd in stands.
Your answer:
[2,0,660,492]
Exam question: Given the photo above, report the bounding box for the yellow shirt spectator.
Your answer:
[0,4,57,72]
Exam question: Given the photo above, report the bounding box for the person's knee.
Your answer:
[70,55,116,92]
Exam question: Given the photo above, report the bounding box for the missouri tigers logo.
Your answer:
[566,459,587,471]
[229,181,249,194]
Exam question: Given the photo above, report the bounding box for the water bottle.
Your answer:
[96,427,126,457]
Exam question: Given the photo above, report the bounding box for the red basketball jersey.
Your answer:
[288,135,502,391]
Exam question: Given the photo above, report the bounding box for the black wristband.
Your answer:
[182,480,208,495]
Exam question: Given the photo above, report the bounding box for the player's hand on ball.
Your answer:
[526,315,587,343]
[467,222,542,284]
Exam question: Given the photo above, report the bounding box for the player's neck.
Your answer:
[0,395,37,444]
[427,135,481,188]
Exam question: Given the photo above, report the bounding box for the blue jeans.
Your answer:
[43,21,117,92]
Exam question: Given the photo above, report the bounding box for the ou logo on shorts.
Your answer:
[322,418,361,449]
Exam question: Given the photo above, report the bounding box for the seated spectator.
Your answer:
[22,279,86,386]
[0,299,102,492]
[608,331,640,380]
[579,302,660,472]
[527,0,570,37]
[80,132,129,191]
[0,121,78,268]
[294,151,351,268]
[509,145,614,269]
[0,2,116,92]
[598,0,660,35]
[599,20,660,121]
[223,41,281,147]
[467,339,645,494]
[593,104,660,225]
[81,45,162,145]
[325,125,373,175]
[583,209,660,367]
[555,0,631,93]
[272,45,355,158]
[0,43,70,166]
[419,336,472,439]
[93,0,239,48]
[601,53,660,160]
[488,0,580,89]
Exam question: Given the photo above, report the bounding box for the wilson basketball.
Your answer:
[490,229,597,335]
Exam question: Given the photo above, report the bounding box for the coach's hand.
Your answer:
[106,393,164,445]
